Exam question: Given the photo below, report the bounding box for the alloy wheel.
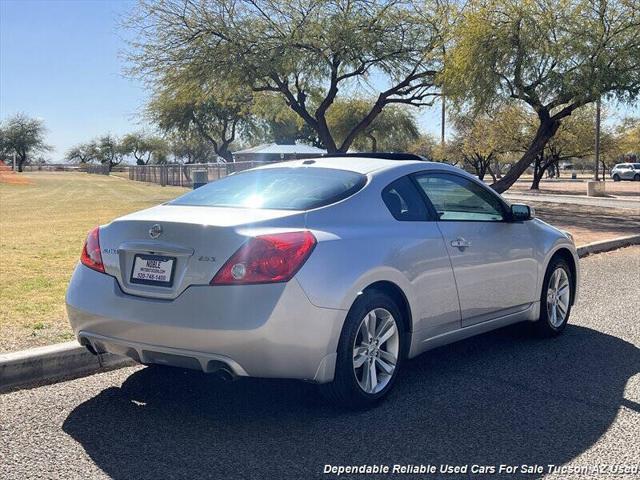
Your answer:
[546,267,571,328]
[352,308,400,394]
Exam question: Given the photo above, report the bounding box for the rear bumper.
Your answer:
[77,331,250,377]
[66,264,346,383]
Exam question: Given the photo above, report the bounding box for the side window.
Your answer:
[382,176,429,221]
[414,173,505,222]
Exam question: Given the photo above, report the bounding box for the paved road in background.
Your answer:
[504,192,640,210]
[2,247,639,480]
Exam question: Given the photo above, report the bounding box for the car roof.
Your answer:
[252,155,453,175]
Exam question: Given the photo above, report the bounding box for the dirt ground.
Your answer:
[532,202,640,244]
[510,177,640,198]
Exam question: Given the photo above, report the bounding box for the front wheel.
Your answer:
[613,174,621,182]
[320,290,405,408]
[533,258,573,337]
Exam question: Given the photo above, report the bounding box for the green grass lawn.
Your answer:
[0,172,187,352]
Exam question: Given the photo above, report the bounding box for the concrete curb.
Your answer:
[1,235,638,393]
[577,234,640,258]
[0,341,134,393]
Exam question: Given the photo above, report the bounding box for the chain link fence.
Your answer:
[128,161,280,187]
[86,164,111,175]
[23,164,83,172]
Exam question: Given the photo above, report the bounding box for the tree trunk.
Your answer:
[531,154,546,190]
[17,152,26,172]
[182,165,192,184]
[531,168,543,190]
[477,163,486,181]
[490,118,559,193]
[367,134,378,152]
[316,117,338,153]
[487,164,497,182]
[493,159,502,179]
[532,152,559,190]
[218,147,234,163]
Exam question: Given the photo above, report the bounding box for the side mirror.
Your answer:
[510,203,535,221]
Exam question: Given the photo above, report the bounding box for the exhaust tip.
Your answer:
[213,369,235,382]
[206,360,237,381]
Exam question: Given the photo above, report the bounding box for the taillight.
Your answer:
[80,226,105,273]
[211,231,316,285]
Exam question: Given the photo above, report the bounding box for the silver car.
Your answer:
[611,162,640,181]
[66,155,579,407]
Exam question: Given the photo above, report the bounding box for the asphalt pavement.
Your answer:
[1,247,639,480]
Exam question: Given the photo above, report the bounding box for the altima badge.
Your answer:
[149,224,163,239]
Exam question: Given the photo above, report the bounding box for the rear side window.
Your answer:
[382,176,429,221]
[415,173,505,222]
[169,167,366,210]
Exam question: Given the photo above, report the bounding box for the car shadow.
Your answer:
[62,324,639,479]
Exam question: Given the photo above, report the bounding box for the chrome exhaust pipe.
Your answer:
[213,368,235,382]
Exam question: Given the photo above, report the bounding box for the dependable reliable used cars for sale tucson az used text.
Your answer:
[66,153,579,408]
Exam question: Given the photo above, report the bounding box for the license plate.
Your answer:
[130,254,176,287]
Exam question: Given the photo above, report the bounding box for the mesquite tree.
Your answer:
[127,0,446,153]
[444,0,640,192]
[0,114,51,171]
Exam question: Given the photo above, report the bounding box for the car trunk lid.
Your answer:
[98,204,305,299]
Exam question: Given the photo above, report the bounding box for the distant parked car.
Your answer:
[66,154,579,408]
[610,163,640,181]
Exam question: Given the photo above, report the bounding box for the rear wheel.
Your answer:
[320,290,405,408]
[634,174,640,181]
[533,257,573,337]
[613,174,621,182]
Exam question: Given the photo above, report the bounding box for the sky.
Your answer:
[1,0,149,162]
[0,0,637,163]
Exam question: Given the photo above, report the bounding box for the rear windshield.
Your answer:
[169,167,366,210]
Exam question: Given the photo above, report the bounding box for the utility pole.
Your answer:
[441,94,446,152]
[594,97,601,181]
[440,42,447,160]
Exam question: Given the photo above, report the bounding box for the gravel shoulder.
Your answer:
[1,247,639,480]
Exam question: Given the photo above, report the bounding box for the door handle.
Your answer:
[451,237,472,250]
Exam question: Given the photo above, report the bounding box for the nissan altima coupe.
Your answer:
[67,154,579,407]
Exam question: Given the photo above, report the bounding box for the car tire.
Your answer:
[533,257,573,337]
[634,174,640,181]
[613,174,621,182]
[320,289,406,409]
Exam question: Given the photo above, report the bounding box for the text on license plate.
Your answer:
[130,254,175,286]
